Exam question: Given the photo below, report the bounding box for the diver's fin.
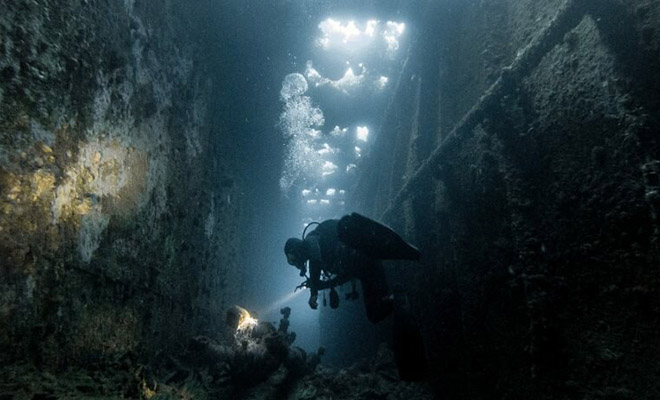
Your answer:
[337,213,421,261]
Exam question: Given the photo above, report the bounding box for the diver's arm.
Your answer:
[308,260,320,309]
[304,235,324,309]
[308,261,320,297]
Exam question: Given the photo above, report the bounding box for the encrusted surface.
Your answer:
[351,0,660,398]
[0,0,242,371]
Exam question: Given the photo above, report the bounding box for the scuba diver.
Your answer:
[284,212,421,324]
[284,213,428,381]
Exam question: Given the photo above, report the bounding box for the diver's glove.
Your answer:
[294,280,309,292]
[308,294,318,309]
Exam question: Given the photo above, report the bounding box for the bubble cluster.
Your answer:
[279,96,324,139]
[278,74,326,192]
[280,138,323,192]
[278,18,406,195]
[280,73,309,101]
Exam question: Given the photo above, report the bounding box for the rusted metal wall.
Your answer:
[353,0,660,397]
[0,0,244,369]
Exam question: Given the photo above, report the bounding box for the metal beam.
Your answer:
[380,0,589,221]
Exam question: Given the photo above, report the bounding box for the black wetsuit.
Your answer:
[303,219,392,323]
[303,220,348,296]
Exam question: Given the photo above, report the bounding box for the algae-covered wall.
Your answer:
[353,0,660,398]
[0,0,243,368]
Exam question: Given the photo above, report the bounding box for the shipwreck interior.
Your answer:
[1,0,659,398]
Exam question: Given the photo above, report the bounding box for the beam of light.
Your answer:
[330,126,348,137]
[377,76,389,90]
[305,61,365,93]
[365,20,378,37]
[384,21,406,54]
[357,126,369,142]
[318,18,365,49]
[316,18,406,57]
[334,67,364,92]
[318,143,335,156]
[257,289,306,318]
[388,21,406,35]
[321,161,338,177]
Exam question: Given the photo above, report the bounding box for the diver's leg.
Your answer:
[346,279,359,300]
[358,258,393,323]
